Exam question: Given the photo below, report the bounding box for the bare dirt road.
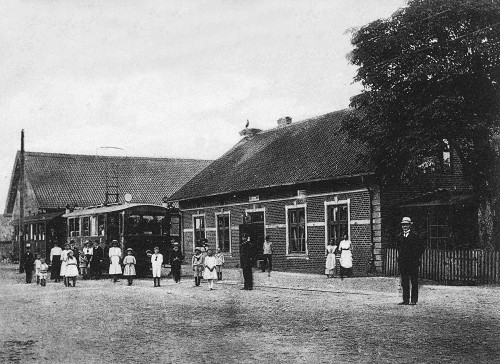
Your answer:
[1,264,499,363]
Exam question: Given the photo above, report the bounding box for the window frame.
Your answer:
[215,211,231,253]
[192,214,206,251]
[324,199,351,248]
[285,204,308,256]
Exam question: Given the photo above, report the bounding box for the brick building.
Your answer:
[5,151,212,260]
[167,109,477,275]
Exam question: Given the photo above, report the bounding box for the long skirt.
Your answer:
[60,261,67,277]
[109,256,122,275]
[51,256,61,279]
[325,253,336,274]
[123,264,136,276]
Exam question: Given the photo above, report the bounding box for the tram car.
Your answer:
[63,203,181,277]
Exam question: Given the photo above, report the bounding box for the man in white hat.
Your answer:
[397,217,426,305]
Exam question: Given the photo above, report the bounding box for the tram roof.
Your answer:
[62,203,169,218]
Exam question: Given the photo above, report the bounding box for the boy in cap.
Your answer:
[39,258,49,287]
[151,247,163,287]
[192,248,203,287]
[170,243,184,283]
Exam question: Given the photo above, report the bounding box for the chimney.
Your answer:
[277,116,292,127]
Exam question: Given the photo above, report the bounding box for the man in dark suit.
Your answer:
[22,245,35,284]
[240,234,255,290]
[90,240,103,279]
[397,217,426,305]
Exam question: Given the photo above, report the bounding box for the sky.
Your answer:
[0,0,407,213]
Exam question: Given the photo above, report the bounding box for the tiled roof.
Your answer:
[5,152,212,213]
[168,109,373,202]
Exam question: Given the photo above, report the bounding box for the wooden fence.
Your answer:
[383,248,500,285]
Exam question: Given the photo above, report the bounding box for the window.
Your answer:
[90,216,97,236]
[442,139,451,173]
[170,215,180,237]
[193,216,205,248]
[217,214,230,252]
[287,207,306,254]
[327,204,349,244]
[36,223,45,241]
[30,224,35,240]
[427,215,448,249]
[69,218,80,237]
[82,217,90,236]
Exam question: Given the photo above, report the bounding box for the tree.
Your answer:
[343,0,500,247]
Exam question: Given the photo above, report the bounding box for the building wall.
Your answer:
[179,183,380,276]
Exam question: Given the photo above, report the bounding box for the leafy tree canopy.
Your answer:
[344,0,500,199]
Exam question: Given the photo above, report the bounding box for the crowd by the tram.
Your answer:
[20,237,229,291]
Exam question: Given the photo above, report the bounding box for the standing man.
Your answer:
[91,240,103,279]
[397,217,426,305]
[240,233,255,290]
[22,245,35,284]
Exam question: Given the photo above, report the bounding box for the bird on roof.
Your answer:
[245,119,249,128]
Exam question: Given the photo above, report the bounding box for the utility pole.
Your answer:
[18,130,25,273]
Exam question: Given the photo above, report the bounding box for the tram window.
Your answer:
[127,215,164,235]
[69,218,80,237]
[98,215,105,236]
[90,216,97,236]
[82,217,90,236]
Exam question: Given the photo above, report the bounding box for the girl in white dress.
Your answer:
[325,239,337,278]
[65,250,79,287]
[122,248,137,286]
[108,240,122,283]
[338,235,353,279]
[60,243,71,286]
[203,249,217,290]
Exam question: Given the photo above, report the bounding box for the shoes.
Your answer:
[398,302,409,305]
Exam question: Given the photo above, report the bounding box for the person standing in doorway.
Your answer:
[261,235,273,277]
[325,239,337,278]
[397,217,426,305]
[338,235,353,279]
[22,245,35,284]
[240,234,255,290]
[49,242,62,282]
[151,246,163,287]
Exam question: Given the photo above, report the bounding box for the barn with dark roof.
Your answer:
[5,152,212,259]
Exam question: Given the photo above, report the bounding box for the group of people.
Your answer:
[325,234,353,279]
[21,217,426,304]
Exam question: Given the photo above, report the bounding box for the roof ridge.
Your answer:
[21,150,213,162]
[245,108,352,138]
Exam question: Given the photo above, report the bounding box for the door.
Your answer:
[240,211,265,265]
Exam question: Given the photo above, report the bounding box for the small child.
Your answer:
[39,258,49,287]
[65,250,79,287]
[192,248,203,287]
[151,246,163,287]
[203,249,217,290]
[123,248,137,286]
[79,252,89,279]
[214,248,224,281]
[34,254,41,285]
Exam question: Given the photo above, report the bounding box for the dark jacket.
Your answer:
[397,231,426,269]
[23,251,35,270]
[240,240,255,268]
[92,246,103,262]
[170,249,184,264]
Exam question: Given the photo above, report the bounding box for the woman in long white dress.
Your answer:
[325,239,337,278]
[338,235,353,279]
[108,240,122,283]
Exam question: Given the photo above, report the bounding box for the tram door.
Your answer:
[239,211,265,265]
